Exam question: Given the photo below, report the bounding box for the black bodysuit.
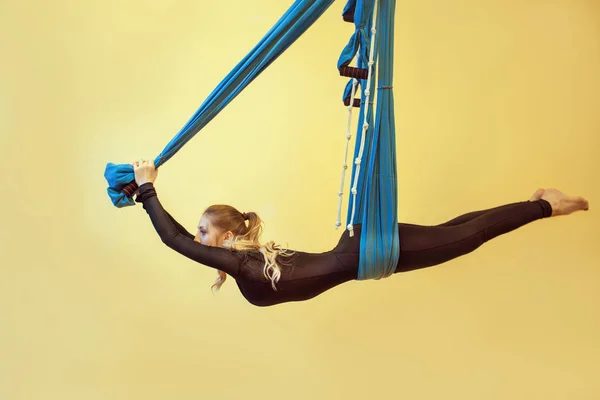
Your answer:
[136,182,553,307]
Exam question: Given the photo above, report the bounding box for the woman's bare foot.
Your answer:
[540,188,590,216]
[529,188,545,201]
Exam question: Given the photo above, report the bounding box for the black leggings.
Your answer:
[334,199,553,274]
[395,199,553,272]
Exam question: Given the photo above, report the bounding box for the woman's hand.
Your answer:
[132,159,158,186]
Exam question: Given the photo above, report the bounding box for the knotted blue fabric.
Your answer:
[104,0,400,281]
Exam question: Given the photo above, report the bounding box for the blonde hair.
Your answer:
[203,205,294,293]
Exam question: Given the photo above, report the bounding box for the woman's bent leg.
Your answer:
[395,199,553,273]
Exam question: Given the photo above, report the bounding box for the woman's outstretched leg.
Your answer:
[435,189,546,227]
[395,189,589,273]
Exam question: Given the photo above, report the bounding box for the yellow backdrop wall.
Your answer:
[1,1,598,399]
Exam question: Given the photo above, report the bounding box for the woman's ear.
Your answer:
[221,231,233,245]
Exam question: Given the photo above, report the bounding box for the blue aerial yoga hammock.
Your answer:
[104,0,399,281]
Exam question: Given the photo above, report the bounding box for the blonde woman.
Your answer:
[131,159,589,307]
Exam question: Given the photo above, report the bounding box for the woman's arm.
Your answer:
[135,192,195,240]
[135,182,241,277]
[165,210,195,240]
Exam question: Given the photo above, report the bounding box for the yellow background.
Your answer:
[1,0,599,399]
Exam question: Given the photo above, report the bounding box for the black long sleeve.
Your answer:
[134,186,194,239]
[133,183,361,306]
[164,210,195,240]
[135,182,242,277]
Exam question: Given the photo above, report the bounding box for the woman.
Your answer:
[131,159,589,307]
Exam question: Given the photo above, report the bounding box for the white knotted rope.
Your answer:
[335,3,379,238]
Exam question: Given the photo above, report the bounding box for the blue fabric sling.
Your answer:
[338,0,399,279]
[104,0,400,281]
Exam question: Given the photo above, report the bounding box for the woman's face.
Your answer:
[195,214,230,247]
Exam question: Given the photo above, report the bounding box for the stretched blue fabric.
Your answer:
[340,0,400,280]
[104,0,335,208]
[361,0,399,279]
